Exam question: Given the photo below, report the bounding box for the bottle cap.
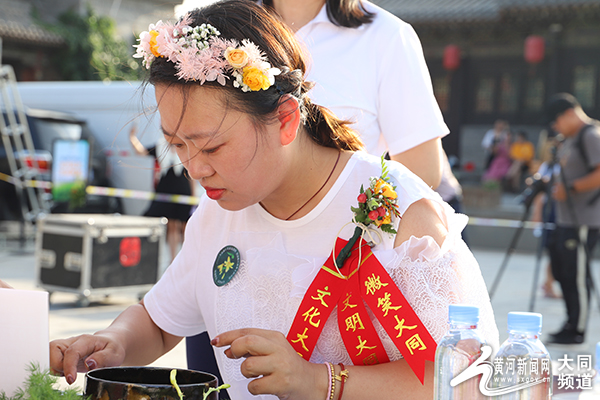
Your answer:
[507,312,542,334]
[449,304,479,326]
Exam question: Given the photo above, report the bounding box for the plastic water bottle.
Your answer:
[494,312,552,399]
[579,341,600,399]
[434,304,487,399]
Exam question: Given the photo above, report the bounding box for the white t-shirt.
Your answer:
[144,152,498,400]
[297,2,449,157]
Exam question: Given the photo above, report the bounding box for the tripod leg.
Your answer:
[489,206,531,299]
[528,228,548,312]
[582,228,600,312]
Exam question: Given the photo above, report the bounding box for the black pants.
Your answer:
[547,226,599,333]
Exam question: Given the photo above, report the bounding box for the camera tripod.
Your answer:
[488,143,600,312]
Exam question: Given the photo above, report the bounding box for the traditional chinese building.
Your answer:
[372,0,600,170]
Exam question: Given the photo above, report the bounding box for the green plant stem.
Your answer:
[335,226,363,269]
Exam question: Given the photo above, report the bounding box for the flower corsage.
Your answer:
[335,156,401,267]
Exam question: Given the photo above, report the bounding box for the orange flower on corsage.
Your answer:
[352,157,401,233]
[336,156,401,267]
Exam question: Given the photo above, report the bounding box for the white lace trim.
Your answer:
[214,212,499,384]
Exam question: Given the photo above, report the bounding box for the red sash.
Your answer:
[286,237,436,384]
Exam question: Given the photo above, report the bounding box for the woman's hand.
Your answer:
[552,181,567,202]
[50,334,126,385]
[212,328,327,399]
[0,279,13,289]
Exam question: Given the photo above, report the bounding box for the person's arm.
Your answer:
[377,22,446,190]
[50,300,182,385]
[554,165,600,202]
[572,165,600,192]
[390,137,443,189]
[129,125,149,156]
[0,279,13,289]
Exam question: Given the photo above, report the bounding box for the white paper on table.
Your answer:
[0,289,49,395]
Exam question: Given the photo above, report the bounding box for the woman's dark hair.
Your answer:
[148,0,363,151]
[262,0,374,28]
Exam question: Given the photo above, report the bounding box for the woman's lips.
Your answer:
[205,188,225,200]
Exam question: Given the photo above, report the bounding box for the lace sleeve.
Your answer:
[377,212,500,356]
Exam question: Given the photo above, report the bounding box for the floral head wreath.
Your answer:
[134,14,281,92]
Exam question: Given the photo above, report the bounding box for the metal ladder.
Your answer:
[0,64,50,226]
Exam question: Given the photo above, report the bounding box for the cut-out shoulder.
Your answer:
[395,198,448,248]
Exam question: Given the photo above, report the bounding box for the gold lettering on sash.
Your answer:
[341,293,358,312]
[311,286,331,307]
[356,336,377,356]
[345,312,365,332]
[291,328,310,352]
[405,333,427,355]
[302,306,321,328]
[362,353,379,365]
[365,274,388,295]
[377,292,402,317]
[394,316,417,338]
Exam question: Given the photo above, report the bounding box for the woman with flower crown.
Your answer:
[49,1,497,399]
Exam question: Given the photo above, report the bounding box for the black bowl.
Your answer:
[84,367,218,400]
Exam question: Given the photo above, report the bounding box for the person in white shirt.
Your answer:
[263,0,448,189]
[49,2,497,398]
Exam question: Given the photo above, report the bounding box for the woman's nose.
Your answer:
[183,152,214,180]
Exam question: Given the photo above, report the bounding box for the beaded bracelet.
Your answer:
[326,362,336,400]
[324,362,333,400]
[335,363,349,400]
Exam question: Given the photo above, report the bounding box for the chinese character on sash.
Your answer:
[394,316,417,338]
[291,328,310,352]
[311,286,331,307]
[302,306,321,328]
[377,292,402,317]
[405,333,427,355]
[365,273,388,295]
[356,336,377,356]
[345,312,365,332]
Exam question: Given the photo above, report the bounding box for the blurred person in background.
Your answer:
[130,127,195,262]
[506,131,535,192]
[482,119,510,170]
[544,93,600,344]
[482,130,513,185]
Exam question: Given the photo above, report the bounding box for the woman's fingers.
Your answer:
[227,333,279,359]
[213,328,285,348]
[0,279,13,288]
[50,335,125,384]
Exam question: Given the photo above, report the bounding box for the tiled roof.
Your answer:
[371,0,600,23]
[0,0,63,45]
[498,0,600,7]
[371,0,499,23]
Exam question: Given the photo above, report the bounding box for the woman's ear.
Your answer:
[276,95,301,146]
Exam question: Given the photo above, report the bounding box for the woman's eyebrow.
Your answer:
[160,126,214,140]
